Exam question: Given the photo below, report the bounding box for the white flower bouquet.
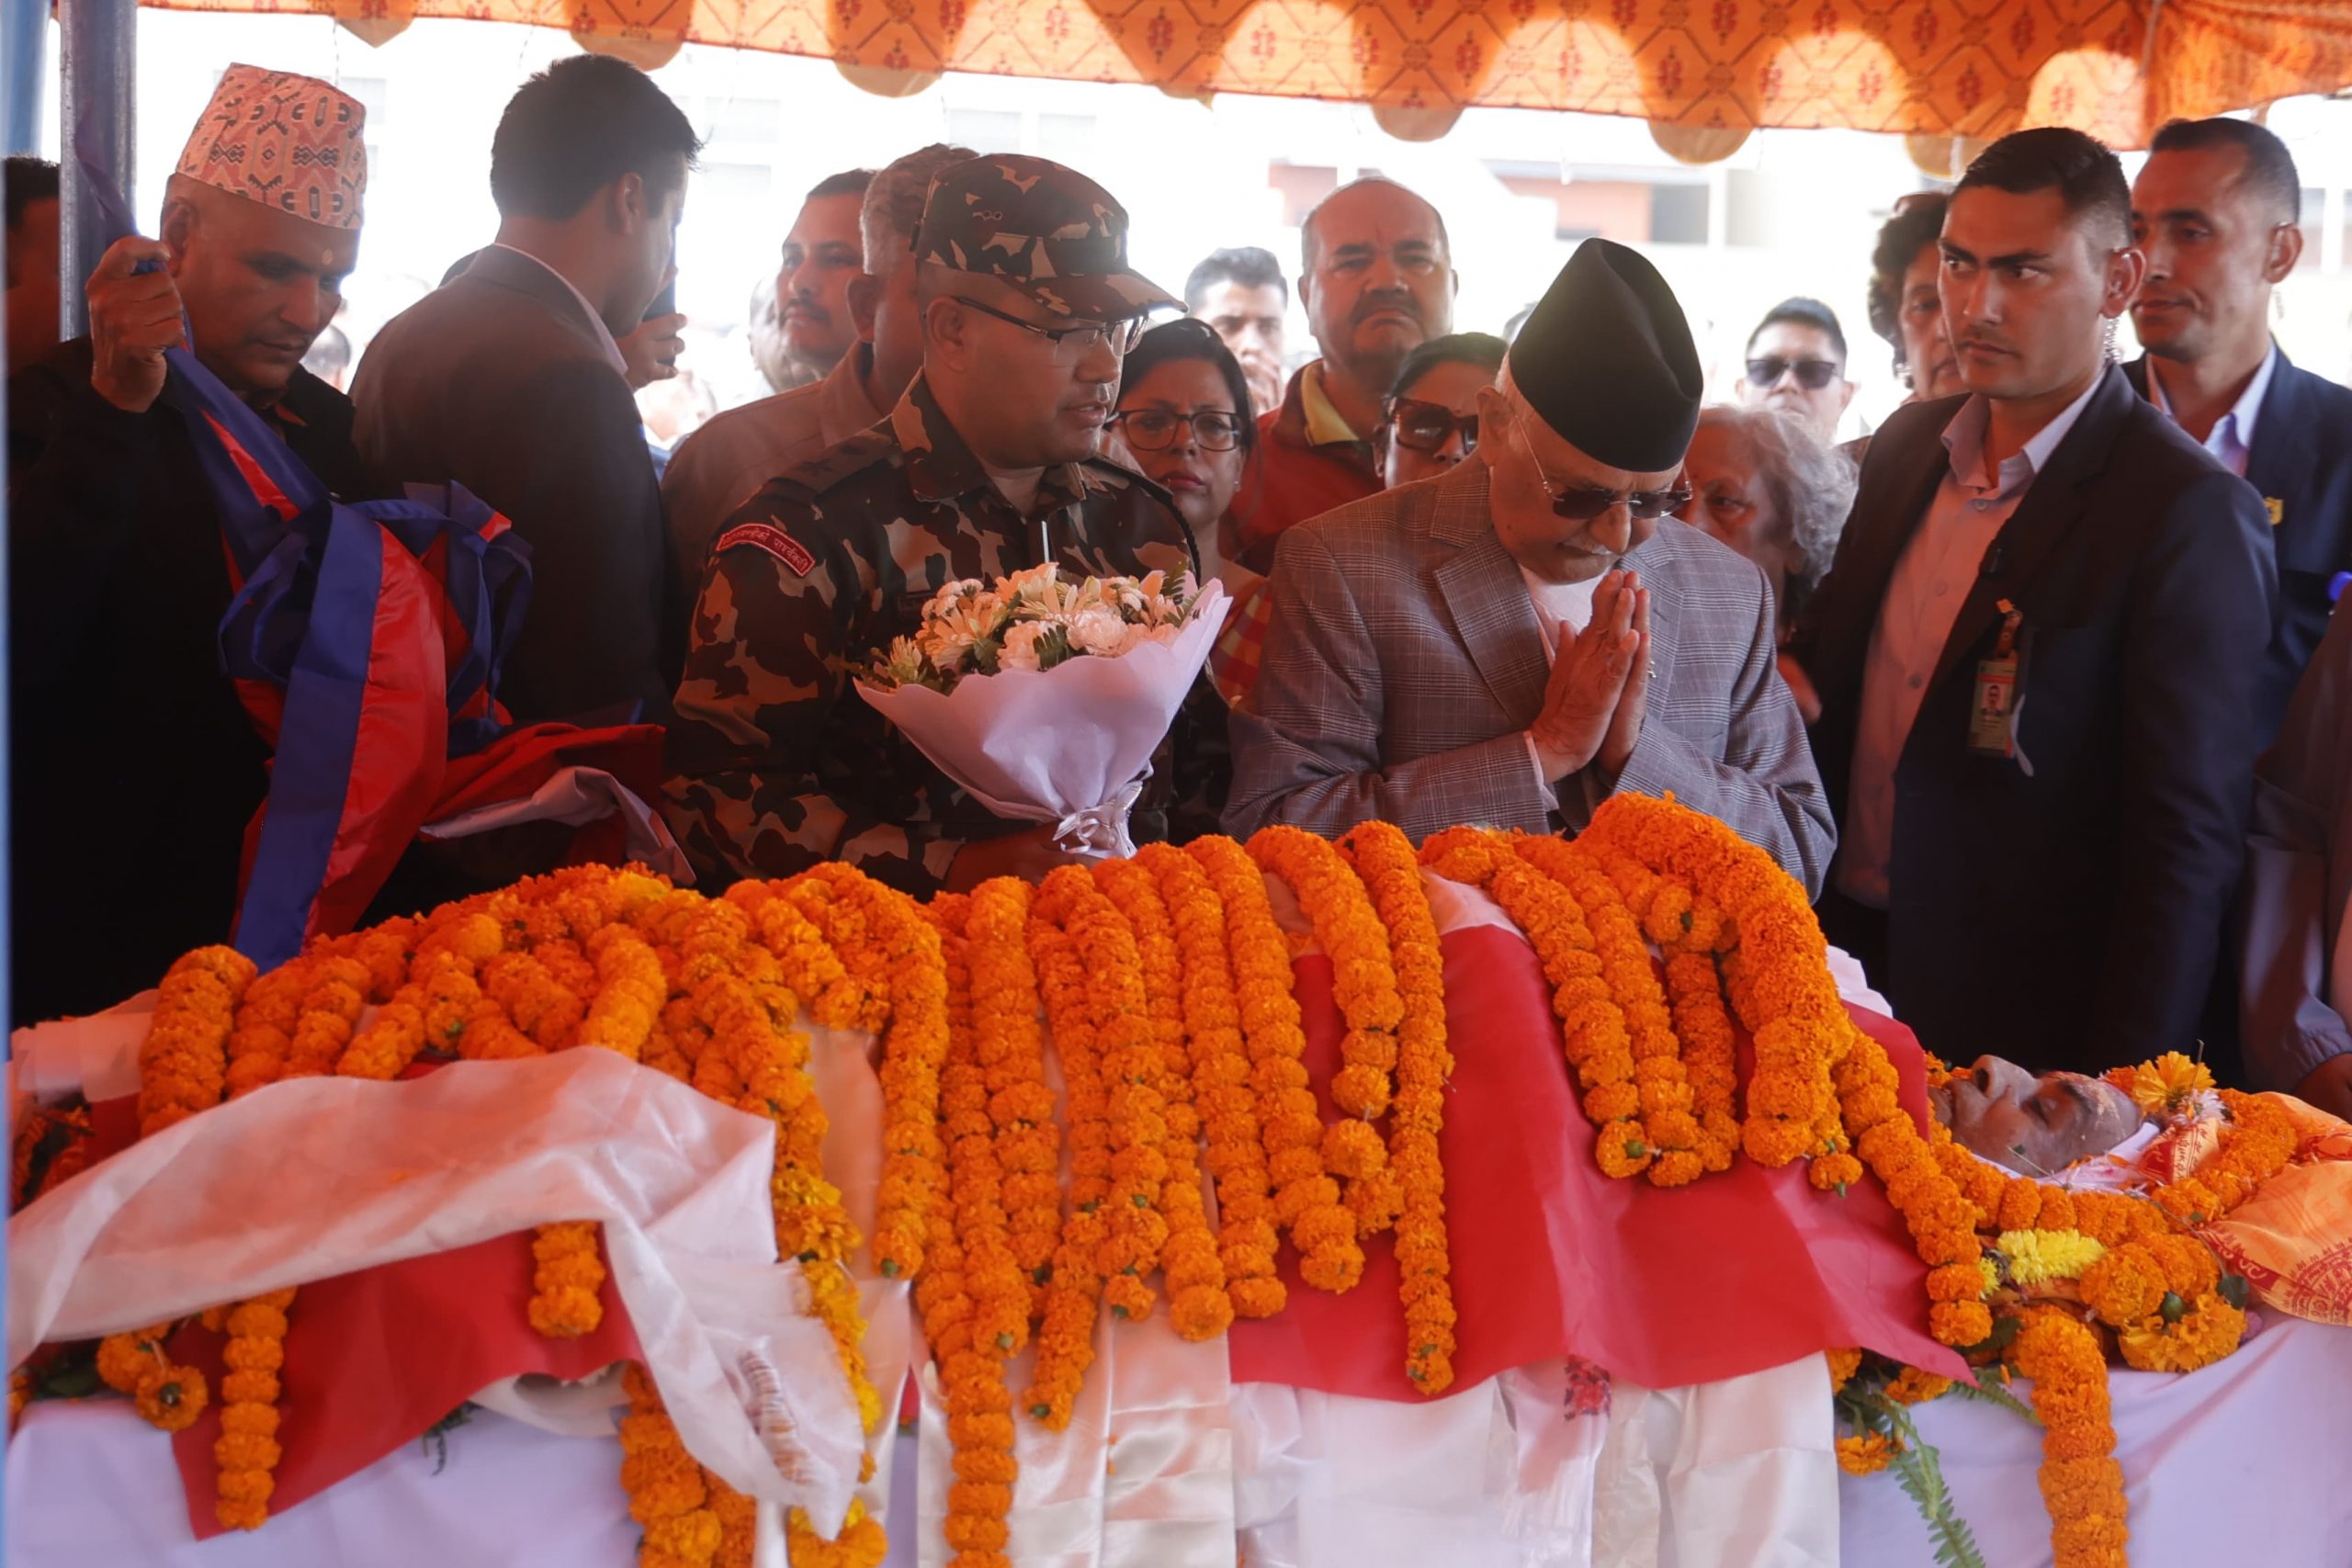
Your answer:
[854,564,1230,857]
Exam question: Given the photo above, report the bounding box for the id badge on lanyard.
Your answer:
[1968,600,2025,759]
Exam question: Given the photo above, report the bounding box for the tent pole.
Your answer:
[58,0,134,339]
[4,0,46,155]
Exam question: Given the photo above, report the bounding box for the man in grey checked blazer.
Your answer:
[1225,240,1835,897]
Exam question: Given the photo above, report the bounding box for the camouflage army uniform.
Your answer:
[663,373,1206,896]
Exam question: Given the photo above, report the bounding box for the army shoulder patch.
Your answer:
[717,522,817,577]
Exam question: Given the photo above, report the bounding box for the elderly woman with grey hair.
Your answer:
[1678,404,1857,637]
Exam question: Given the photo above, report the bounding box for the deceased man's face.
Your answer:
[1929,1055,2143,1175]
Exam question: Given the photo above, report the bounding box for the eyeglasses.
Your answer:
[1509,415,1690,523]
[1746,356,1843,390]
[1111,408,1246,452]
[1385,397,1479,457]
[951,295,1148,365]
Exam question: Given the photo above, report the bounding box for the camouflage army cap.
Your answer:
[915,154,1180,321]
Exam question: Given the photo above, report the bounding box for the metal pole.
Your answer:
[3,0,46,155]
[58,0,134,339]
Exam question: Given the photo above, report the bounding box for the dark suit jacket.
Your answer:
[2238,601,2352,1094]
[1226,459,1835,895]
[6,343,373,1021]
[1790,365,2277,1073]
[350,245,671,725]
[2123,349,2352,744]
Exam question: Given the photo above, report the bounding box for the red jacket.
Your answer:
[1231,363,1381,575]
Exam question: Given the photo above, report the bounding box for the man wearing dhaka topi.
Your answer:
[6,66,373,1024]
[1225,239,1835,895]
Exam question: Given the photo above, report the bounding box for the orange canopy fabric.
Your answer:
[142,0,2352,146]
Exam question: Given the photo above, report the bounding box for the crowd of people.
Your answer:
[6,56,2349,1126]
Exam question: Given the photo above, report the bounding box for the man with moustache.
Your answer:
[661,145,972,633]
[1226,239,1833,895]
[6,66,375,1021]
[1228,177,1456,573]
[2126,116,2352,746]
[771,168,873,384]
[1788,128,2276,1075]
[663,156,1200,897]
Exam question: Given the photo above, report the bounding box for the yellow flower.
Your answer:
[1837,1433,1895,1474]
[1996,1228,2109,1288]
[2125,1052,2214,1116]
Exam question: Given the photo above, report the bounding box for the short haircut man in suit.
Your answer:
[1226,238,1836,896]
[351,55,701,725]
[2126,115,2352,746]
[1787,128,2278,1075]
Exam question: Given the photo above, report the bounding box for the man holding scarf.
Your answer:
[5,65,373,1021]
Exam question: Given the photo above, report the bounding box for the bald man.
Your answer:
[6,66,377,1021]
[1228,177,1458,574]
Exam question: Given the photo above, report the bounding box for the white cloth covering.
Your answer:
[6,1049,864,1527]
[1228,1353,1836,1568]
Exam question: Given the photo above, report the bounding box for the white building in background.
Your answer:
[45,10,2352,440]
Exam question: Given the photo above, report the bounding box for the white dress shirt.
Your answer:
[1836,376,2103,908]
[2146,341,2277,479]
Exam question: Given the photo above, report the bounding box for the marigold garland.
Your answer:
[797,864,949,1283]
[2151,1089,2298,1228]
[1248,827,1408,1237]
[966,880,1061,1328]
[2007,1308,2128,1568]
[1023,875,1115,1428]
[103,816,2324,1568]
[1513,837,1707,1187]
[225,959,309,1100]
[1187,835,1362,1294]
[1418,828,1650,1181]
[920,892,1020,1568]
[1136,844,1283,1320]
[618,1363,721,1568]
[1093,859,1233,1342]
[98,1321,209,1433]
[1337,821,1457,1394]
[527,1222,605,1338]
[215,1288,295,1532]
[1579,795,1845,1169]
[139,946,255,1136]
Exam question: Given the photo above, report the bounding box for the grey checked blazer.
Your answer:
[1224,457,1836,897]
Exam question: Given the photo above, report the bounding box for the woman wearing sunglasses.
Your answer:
[1376,332,1507,489]
[1108,319,1256,572]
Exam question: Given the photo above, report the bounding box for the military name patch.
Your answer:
[718,522,817,576]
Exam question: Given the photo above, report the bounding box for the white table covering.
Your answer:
[15,1314,2346,1566]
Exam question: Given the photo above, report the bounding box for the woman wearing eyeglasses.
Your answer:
[1375,332,1506,490]
[1107,320,1257,563]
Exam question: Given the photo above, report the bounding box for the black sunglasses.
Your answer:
[1510,416,1690,522]
[1746,356,1842,390]
[1385,397,1479,457]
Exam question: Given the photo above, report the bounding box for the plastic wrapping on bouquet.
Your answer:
[1051,769,1149,859]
